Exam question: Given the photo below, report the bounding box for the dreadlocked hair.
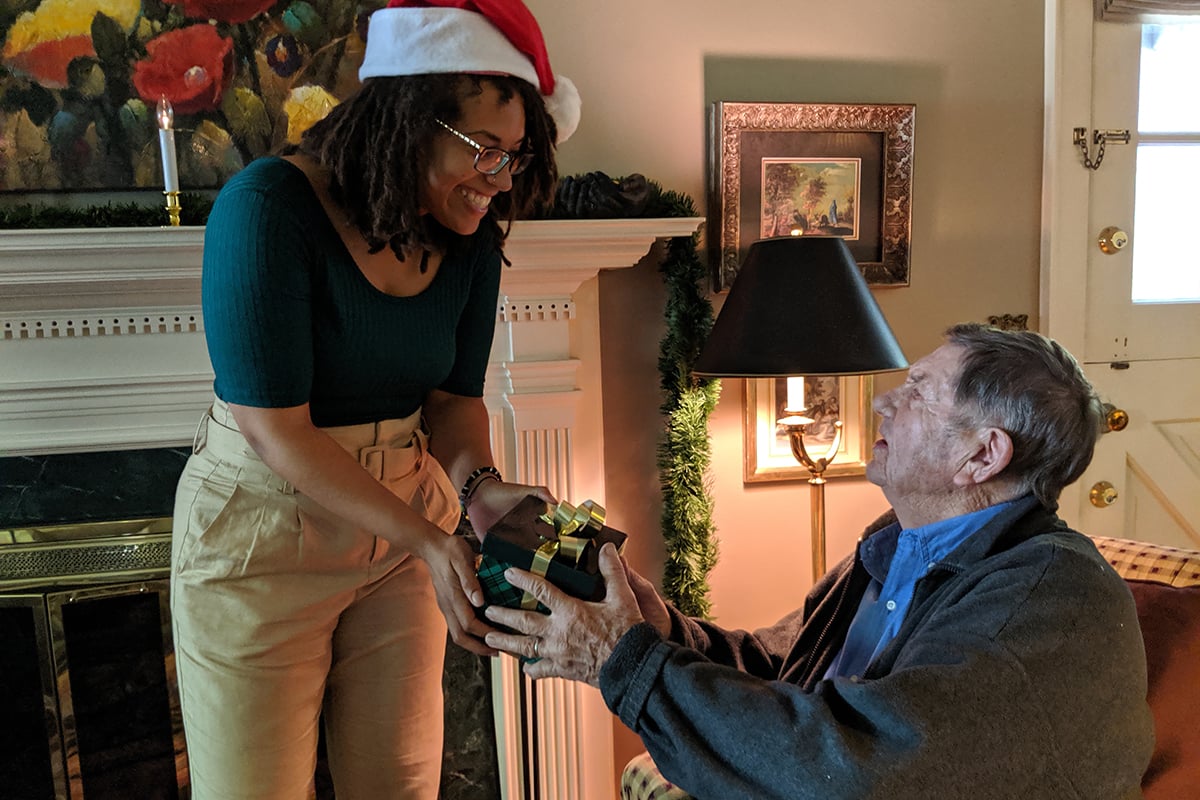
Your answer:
[291,74,559,262]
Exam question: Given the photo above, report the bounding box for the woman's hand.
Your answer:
[464,478,554,540]
[414,530,498,657]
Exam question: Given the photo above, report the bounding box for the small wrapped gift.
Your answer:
[477,495,627,618]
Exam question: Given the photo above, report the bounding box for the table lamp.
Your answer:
[694,236,907,581]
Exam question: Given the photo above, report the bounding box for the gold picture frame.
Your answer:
[708,101,916,292]
[743,375,876,484]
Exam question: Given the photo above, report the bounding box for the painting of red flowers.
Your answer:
[0,0,386,191]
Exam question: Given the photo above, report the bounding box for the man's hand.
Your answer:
[624,559,671,637]
[483,543,644,686]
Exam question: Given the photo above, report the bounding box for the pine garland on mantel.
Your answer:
[645,188,721,618]
[0,174,721,617]
[0,194,213,229]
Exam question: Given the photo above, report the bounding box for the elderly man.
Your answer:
[484,323,1154,800]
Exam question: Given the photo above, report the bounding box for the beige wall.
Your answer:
[526,0,1046,781]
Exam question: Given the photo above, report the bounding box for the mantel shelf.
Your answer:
[0,218,704,312]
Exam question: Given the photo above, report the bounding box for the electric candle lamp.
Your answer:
[156,96,181,226]
[784,377,806,414]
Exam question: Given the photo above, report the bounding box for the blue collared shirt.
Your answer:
[824,500,1017,681]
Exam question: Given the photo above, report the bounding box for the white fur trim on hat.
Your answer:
[359,7,580,143]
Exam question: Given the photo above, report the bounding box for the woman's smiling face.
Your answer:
[420,81,527,236]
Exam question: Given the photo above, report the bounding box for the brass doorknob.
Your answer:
[1098,226,1129,254]
[1102,404,1129,432]
[1089,481,1118,508]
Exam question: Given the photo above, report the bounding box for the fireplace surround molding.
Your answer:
[0,216,702,800]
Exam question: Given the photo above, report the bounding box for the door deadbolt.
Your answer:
[1098,227,1129,254]
[1089,481,1118,508]
[1101,404,1129,432]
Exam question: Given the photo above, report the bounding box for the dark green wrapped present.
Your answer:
[477,495,627,619]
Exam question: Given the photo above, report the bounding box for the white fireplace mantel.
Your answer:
[0,218,701,456]
[0,216,702,800]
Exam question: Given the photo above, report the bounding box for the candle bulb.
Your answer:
[156,96,179,194]
[784,376,806,413]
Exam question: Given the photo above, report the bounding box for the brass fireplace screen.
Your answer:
[0,517,188,799]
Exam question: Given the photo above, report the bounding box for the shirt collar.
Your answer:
[859,499,1022,583]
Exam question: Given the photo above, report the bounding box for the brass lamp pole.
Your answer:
[779,416,843,582]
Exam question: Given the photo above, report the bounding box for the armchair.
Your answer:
[1091,535,1200,800]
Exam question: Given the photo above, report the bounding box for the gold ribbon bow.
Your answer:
[520,500,607,610]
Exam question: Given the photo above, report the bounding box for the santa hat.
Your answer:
[359,0,581,143]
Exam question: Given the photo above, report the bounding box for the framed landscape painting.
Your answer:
[709,101,915,291]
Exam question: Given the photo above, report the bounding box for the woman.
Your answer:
[170,2,580,797]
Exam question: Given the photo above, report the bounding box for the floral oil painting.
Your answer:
[0,0,385,192]
[760,158,860,240]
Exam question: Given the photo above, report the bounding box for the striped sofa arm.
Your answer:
[620,751,694,800]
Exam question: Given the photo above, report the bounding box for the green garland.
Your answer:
[642,185,720,618]
[0,177,720,616]
[0,194,214,229]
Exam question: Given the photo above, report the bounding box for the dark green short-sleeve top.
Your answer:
[201,157,501,427]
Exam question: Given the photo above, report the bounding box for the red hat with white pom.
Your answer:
[359,0,581,143]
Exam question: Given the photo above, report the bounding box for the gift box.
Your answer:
[477,495,627,618]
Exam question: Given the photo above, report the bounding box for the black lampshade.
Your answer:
[694,237,908,377]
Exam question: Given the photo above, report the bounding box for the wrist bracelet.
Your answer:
[460,465,502,505]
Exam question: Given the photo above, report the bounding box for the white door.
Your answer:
[1045,2,1200,548]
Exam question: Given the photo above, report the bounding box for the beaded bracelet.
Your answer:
[460,465,502,506]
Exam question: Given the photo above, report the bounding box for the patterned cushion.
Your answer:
[620,751,693,800]
[1092,535,1200,587]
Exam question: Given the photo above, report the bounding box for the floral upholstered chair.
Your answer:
[621,536,1200,800]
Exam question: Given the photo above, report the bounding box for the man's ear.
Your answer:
[953,427,1014,487]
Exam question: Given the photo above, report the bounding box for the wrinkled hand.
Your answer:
[624,560,671,637]
[483,543,645,686]
[465,479,554,540]
[416,530,497,657]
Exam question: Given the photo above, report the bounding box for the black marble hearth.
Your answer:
[0,448,501,800]
[0,448,190,527]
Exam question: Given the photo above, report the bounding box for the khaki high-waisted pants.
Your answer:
[171,398,461,800]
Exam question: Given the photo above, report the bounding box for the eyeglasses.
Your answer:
[435,118,533,176]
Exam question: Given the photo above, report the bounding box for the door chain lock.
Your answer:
[1073,128,1131,171]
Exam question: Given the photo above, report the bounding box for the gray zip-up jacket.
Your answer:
[600,496,1154,799]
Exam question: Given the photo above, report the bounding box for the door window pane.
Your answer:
[1139,24,1200,133]
[1134,24,1200,303]
[1133,144,1200,303]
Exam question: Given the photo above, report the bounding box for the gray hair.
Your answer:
[944,323,1103,507]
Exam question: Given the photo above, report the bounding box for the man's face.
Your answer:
[866,343,978,517]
